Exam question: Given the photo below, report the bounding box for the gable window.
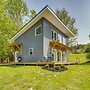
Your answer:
[51,30,57,40]
[29,48,33,55]
[35,25,42,36]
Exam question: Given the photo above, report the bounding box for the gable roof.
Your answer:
[11,5,74,41]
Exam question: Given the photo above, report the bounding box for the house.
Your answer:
[10,5,74,63]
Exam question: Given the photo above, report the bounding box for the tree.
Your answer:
[29,9,36,19]
[6,0,29,27]
[86,53,90,61]
[84,43,90,53]
[0,0,37,62]
[71,44,85,54]
[56,8,78,46]
[0,0,11,60]
[89,34,90,40]
[24,9,36,24]
[0,0,29,62]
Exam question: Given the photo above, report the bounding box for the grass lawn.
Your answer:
[69,54,87,63]
[0,54,90,90]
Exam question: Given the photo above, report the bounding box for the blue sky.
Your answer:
[26,0,90,44]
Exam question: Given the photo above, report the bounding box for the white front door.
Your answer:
[52,49,57,62]
[58,51,62,62]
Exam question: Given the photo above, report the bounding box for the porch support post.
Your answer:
[61,50,63,62]
[65,51,67,62]
[66,50,69,62]
[62,51,66,62]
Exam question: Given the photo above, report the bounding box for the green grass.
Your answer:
[0,54,90,90]
[69,54,87,63]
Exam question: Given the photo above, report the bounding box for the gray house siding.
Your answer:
[15,19,43,62]
[43,18,69,61]
[14,18,69,62]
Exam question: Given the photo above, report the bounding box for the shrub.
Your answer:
[60,64,65,68]
[86,53,90,61]
[77,49,84,54]
[43,64,49,68]
[54,66,60,70]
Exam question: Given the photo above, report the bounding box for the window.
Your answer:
[51,30,57,40]
[35,25,42,36]
[63,37,66,45]
[54,32,57,40]
[29,48,33,55]
[58,34,62,43]
[52,31,54,39]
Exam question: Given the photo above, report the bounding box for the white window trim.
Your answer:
[58,34,62,43]
[29,48,34,55]
[35,25,42,36]
[51,29,57,40]
[63,36,66,45]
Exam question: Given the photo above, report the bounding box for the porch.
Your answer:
[7,42,22,62]
[49,41,70,62]
[8,41,73,63]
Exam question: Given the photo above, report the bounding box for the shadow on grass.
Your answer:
[79,61,90,65]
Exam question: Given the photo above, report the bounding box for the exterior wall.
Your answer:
[15,19,43,62]
[43,18,69,61]
[14,18,69,62]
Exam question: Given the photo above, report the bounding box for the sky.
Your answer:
[26,0,90,44]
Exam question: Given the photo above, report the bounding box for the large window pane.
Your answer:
[63,37,66,45]
[51,30,57,40]
[58,34,62,43]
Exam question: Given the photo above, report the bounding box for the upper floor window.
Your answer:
[51,30,57,40]
[35,25,42,36]
[58,34,62,43]
[63,37,66,45]
[29,48,33,55]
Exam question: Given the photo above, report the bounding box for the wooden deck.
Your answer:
[14,61,79,66]
[0,61,79,66]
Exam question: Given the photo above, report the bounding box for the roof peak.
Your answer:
[11,5,74,41]
[44,5,49,8]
